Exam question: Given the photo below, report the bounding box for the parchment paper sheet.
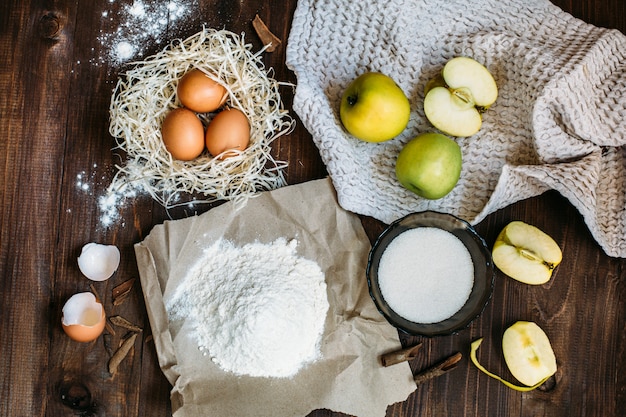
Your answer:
[134,178,416,417]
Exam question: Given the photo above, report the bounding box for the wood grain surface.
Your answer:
[1,1,624,416]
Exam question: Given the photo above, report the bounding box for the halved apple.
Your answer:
[470,321,557,391]
[492,221,562,285]
[423,57,498,137]
[502,321,558,387]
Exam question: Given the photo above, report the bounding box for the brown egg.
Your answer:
[161,108,205,161]
[177,69,228,113]
[205,108,251,159]
[61,292,106,343]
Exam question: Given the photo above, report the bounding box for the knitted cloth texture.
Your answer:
[286,0,626,258]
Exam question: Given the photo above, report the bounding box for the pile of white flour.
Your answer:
[166,238,329,378]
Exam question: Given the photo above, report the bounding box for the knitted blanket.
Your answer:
[285,0,626,258]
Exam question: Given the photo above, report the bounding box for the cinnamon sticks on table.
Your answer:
[380,343,423,367]
[380,343,462,385]
[413,352,462,386]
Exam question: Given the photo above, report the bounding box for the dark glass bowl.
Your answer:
[366,211,494,337]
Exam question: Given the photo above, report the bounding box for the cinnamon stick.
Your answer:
[380,343,422,367]
[112,278,135,306]
[109,315,142,333]
[414,352,462,385]
[108,332,138,376]
[252,14,282,52]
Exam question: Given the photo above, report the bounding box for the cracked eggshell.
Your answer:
[77,243,120,281]
[61,292,106,342]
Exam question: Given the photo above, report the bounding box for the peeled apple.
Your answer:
[470,321,557,391]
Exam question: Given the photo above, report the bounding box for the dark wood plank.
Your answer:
[0,0,624,416]
[1,2,77,416]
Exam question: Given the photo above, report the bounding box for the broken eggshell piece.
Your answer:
[61,292,106,342]
[77,243,120,281]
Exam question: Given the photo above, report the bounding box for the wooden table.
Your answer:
[1,1,624,416]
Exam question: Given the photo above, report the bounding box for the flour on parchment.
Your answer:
[166,238,329,378]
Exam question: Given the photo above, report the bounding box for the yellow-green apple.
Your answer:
[339,72,410,142]
[502,321,557,387]
[492,221,562,285]
[424,57,498,137]
[470,321,557,391]
[395,132,462,199]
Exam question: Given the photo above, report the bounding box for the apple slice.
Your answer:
[470,321,557,391]
[442,57,498,108]
[423,57,498,137]
[502,321,558,387]
[492,221,562,285]
[423,87,482,137]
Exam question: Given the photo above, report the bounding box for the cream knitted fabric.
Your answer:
[286,0,626,257]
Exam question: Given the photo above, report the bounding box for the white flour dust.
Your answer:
[96,0,193,65]
[166,238,329,378]
[75,170,95,192]
[74,165,125,226]
[74,165,144,229]
[97,181,139,228]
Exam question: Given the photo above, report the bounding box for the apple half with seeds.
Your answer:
[492,221,562,285]
[423,57,498,137]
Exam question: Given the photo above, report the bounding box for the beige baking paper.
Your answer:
[134,178,416,417]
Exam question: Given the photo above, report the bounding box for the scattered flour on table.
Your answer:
[166,238,329,378]
[74,165,145,229]
[97,181,139,228]
[75,169,96,192]
[96,0,194,66]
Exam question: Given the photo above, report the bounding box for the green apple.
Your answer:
[424,57,498,137]
[470,321,557,391]
[502,321,558,387]
[395,132,462,199]
[339,72,410,142]
[492,221,562,285]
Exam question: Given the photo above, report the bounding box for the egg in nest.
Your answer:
[161,108,206,161]
[177,69,228,113]
[205,108,250,159]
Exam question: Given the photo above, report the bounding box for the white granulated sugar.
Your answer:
[166,238,329,378]
[378,227,474,324]
[96,0,193,66]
